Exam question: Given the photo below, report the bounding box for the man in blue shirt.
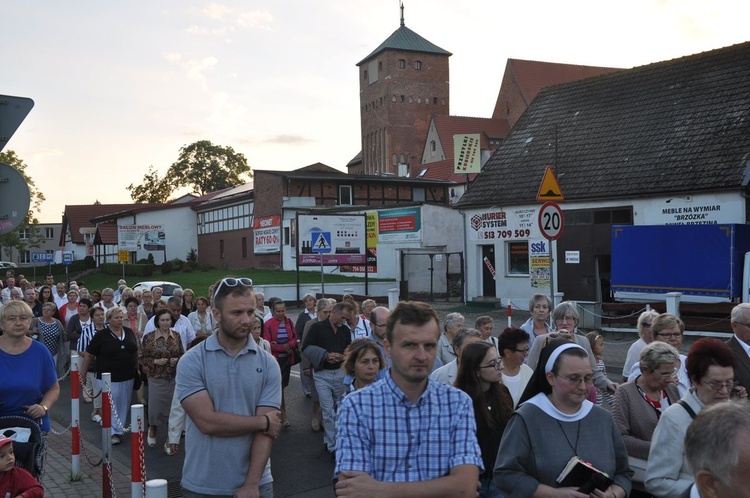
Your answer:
[335,301,482,497]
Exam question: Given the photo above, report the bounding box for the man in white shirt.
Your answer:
[728,303,750,392]
[53,282,68,309]
[1,277,19,304]
[347,312,371,341]
[143,296,196,351]
[430,328,482,385]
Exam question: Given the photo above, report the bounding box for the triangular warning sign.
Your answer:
[314,233,330,250]
[536,166,565,201]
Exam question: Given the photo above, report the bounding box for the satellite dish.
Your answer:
[0,162,31,236]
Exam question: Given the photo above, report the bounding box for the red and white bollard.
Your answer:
[131,404,145,498]
[101,372,112,498]
[70,352,80,478]
[507,304,512,328]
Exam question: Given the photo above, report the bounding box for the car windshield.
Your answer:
[160,284,182,295]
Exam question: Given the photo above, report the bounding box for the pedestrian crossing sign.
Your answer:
[311,231,332,253]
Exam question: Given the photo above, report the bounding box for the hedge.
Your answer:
[99,263,154,277]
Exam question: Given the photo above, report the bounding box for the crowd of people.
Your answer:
[2,269,750,498]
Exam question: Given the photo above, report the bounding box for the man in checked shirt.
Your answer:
[334,301,483,497]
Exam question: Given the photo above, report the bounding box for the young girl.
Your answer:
[586,331,614,406]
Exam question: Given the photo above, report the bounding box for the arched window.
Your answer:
[414,61,422,70]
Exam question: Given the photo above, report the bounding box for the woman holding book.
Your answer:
[494,338,632,498]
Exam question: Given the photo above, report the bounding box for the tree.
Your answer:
[126,140,252,203]
[0,150,46,259]
[168,140,251,195]
[126,165,173,203]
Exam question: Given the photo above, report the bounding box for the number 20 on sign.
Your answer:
[538,202,564,240]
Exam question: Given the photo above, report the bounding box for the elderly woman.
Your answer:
[475,316,498,350]
[528,301,618,395]
[123,297,148,341]
[456,341,514,498]
[80,306,139,444]
[612,342,680,494]
[438,312,465,365]
[0,301,60,433]
[181,288,196,317]
[187,296,214,338]
[140,308,184,448]
[263,299,298,428]
[494,339,632,498]
[627,313,690,396]
[519,293,552,343]
[497,327,533,408]
[645,338,741,498]
[622,310,659,378]
[31,302,66,372]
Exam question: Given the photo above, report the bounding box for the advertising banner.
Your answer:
[118,225,165,252]
[297,214,366,266]
[253,216,281,254]
[468,207,538,241]
[341,211,378,273]
[378,207,422,242]
[529,239,550,288]
[454,134,481,174]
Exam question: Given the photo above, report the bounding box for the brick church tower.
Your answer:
[356,5,451,176]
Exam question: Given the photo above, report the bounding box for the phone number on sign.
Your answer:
[476,229,531,239]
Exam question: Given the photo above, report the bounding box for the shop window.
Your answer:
[507,241,529,275]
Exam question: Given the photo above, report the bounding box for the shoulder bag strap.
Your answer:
[677,399,697,419]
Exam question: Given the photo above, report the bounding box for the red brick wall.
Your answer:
[360,50,450,176]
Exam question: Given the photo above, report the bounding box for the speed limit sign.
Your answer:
[538,202,564,240]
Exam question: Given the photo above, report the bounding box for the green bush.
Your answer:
[100,263,154,277]
[170,258,185,271]
[83,256,96,269]
[161,261,173,274]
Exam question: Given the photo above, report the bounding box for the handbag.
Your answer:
[289,345,302,366]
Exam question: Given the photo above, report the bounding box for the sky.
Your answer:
[3,0,750,222]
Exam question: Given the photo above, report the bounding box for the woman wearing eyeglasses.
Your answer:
[645,338,740,498]
[611,342,680,497]
[627,313,690,397]
[494,339,632,498]
[455,341,513,498]
[497,327,533,408]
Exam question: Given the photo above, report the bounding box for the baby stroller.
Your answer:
[0,415,45,481]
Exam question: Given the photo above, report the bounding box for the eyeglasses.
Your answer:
[648,367,678,380]
[641,323,652,328]
[703,379,738,391]
[479,361,503,371]
[733,322,750,328]
[514,346,530,354]
[212,277,253,304]
[556,374,594,385]
[655,332,682,338]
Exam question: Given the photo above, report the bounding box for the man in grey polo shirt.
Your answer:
[176,276,282,498]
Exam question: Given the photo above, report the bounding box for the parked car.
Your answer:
[131,281,183,302]
[0,261,17,269]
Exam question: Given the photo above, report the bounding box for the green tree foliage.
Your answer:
[127,165,172,204]
[0,150,46,259]
[127,141,252,203]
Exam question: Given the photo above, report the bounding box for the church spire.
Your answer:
[400,1,405,26]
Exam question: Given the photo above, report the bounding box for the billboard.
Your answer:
[118,225,165,252]
[453,134,481,174]
[378,207,422,242]
[297,214,366,266]
[253,215,281,254]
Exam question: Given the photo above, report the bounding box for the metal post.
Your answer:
[70,352,80,478]
[131,404,145,498]
[145,479,169,498]
[320,254,325,297]
[666,292,682,318]
[507,305,512,328]
[101,372,112,498]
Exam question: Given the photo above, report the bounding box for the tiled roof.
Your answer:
[60,204,140,245]
[357,23,451,66]
[458,41,750,208]
[420,159,478,183]
[492,59,623,120]
[94,223,119,245]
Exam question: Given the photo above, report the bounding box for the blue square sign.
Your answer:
[310,231,332,253]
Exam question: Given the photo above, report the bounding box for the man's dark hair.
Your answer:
[386,301,439,344]
[332,301,354,315]
[79,298,93,308]
[167,296,182,307]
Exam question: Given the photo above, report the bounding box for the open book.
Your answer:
[556,455,613,493]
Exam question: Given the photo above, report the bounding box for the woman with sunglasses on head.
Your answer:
[621,310,658,379]
[494,338,632,498]
[627,313,690,396]
[645,338,744,498]
[455,341,513,498]
[497,327,533,408]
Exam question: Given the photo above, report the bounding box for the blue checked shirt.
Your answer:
[335,372,483,482]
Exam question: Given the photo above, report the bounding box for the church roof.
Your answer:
[357,23,451,66]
